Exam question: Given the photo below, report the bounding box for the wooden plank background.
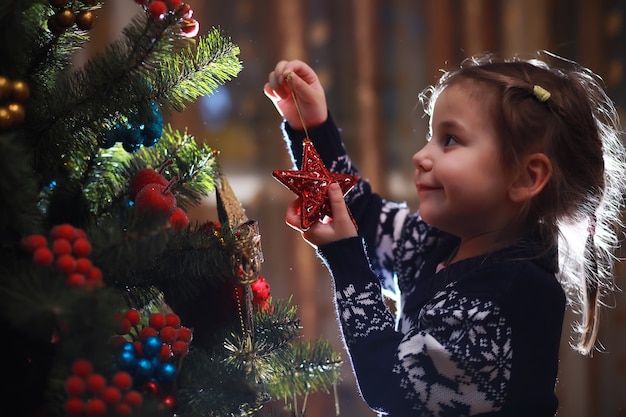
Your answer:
[84,1,626,416]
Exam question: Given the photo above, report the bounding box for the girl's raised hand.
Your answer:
[264,60,328,130]
[285,183,357,248]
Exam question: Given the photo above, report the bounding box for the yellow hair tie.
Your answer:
[533,85,551,102]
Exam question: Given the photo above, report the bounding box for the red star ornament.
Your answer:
[273,138,359,229]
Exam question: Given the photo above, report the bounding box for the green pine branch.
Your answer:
[83,125,218,216]
[155,27,242,113]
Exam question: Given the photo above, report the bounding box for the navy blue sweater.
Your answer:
[281,114,566,417]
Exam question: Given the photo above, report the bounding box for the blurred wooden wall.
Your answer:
[89,1,626,416]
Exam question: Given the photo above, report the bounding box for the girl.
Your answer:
[264,54,626,416]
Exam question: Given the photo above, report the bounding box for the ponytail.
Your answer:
[579,217,599,354]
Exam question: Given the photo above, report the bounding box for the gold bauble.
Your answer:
[0,107,12,129]
[7,103,25,125]
[48,15,65,35]
[11,80,30,101]
[56,8,76,28]
[76,10,96,30]
[0,76,10,101]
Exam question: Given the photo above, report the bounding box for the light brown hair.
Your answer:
[421,52,626,355]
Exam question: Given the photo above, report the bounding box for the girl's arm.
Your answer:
[318,237,512,416]
[280,115,402,293]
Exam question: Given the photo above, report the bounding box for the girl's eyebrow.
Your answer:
[436,119,464,131]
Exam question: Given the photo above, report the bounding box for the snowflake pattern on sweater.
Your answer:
[325,154,513,415]
[282,116,563,417]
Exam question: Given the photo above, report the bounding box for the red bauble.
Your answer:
[162,395,176,409]
[110,336,127,347]
[56,254,77,274]
[75,257,93,274]
[148,313,166,330]
[134,182,177,217]
[164,313,180,328]
[139,326,158,340]
[20,234,47,251]
[159,326,177,344]
[65,398,85,416]
[51,224,77,241]
[111,371,133,391]
[171,340,188,357]
[124,391,143,407]
[166,0,182,9]
[72,359,93,378]
[51,238,72,256]
[116,403,132,415]
[114,314,132,335]
[273,138,359,229]
[129,168,168,200]
[72,238,92,257]
[143,381,159,395]
[158,344,172,361]
[85,398,106,417]
[176,326,192,343]
[101,386,122,405]
[169,207,189,229]
[125,309,141,326]
[86,373,107,394]
[33,247,54,266]
[65,375,86,396]
[87,266,102,281]
[66,272,86,288]
[148,1,168,19]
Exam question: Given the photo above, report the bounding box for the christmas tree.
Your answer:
[0,1,341,416]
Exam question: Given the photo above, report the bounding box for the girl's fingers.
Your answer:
[326,183,358,238]
[285,198,303,231]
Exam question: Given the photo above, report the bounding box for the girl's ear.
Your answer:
[509,153,552,203]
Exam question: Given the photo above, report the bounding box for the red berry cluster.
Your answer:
[234,276,272,312]
[134,0,199,38]
[113,309,193,362]
[64,359,142,417]
[129,164,190,230]
[20,224,103,289]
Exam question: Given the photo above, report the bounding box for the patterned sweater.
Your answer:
[281,114,566,417]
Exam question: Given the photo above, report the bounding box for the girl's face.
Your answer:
[412,82,519,240]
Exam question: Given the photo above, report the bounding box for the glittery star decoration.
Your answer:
[273,138,359,229]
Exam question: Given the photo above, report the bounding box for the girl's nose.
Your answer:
[412,146,433,171]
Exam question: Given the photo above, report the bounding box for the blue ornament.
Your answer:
[122,140,141,153]
[116,349,137,370]
[118,341,136,354]
[142,335,163,358]
[135,357,155,379]
[101,124,126,149]
[124,125,144,145]
[156,362,177,383]
[141,120,163,147]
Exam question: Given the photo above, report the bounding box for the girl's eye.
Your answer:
[443,135,459,146]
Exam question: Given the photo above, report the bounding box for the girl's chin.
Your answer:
[419,210,451,234]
